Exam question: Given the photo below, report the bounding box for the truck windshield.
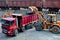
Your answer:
[1,20,14,26]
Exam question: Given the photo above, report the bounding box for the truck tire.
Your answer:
[13,29,18,36]
[21,27,25,32]
[25,24,33,30]
[51,26,60,34]
[34,21,43,31]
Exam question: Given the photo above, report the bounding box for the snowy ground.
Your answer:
[0,23,60,40]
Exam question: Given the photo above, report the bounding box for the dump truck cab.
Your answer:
[1,18,15,26]
[1,14,23,36]
[1,17,16,36]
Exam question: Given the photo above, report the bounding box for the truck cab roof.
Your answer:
[47,14,56,17]
[12,14,23,16]
[2,17,15,21]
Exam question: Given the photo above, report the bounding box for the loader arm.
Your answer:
[36,11,46,22]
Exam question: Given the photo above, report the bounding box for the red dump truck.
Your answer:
[1,12,38,36]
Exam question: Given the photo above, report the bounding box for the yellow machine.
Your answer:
[2,9,14,18]
[29,6,60,33]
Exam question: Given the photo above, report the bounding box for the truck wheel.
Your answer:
[51,26,60,34]
[21,27,25,32]
[13,29,18,36]
[25,24,33,30]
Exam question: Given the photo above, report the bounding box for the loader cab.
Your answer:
[47,14,57,23]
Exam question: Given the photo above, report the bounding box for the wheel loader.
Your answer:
[29,6,60,33]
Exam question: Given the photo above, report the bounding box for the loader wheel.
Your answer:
[13,29,18,36]
[51,26,60,34]
[35,26,42,31]
[34,21,43,31]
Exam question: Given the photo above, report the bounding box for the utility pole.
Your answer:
[42,0,46,8]
[6,0,8,8]
[6,0,8,5]
[42,0,46,14]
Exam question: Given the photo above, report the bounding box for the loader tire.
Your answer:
[34,21,43,31]
[51,26,60,34]
[35,26,42,31]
